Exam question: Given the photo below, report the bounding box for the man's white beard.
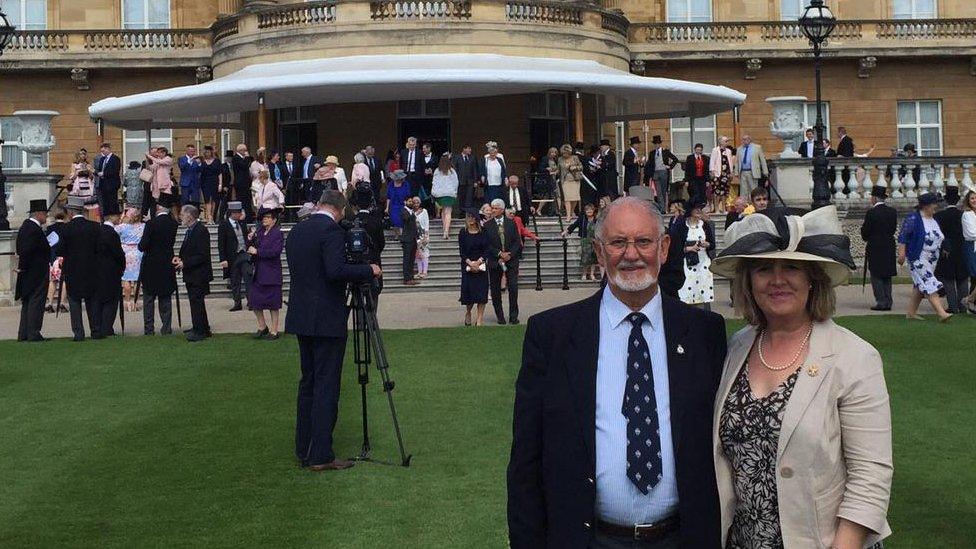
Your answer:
[610,259,658,292]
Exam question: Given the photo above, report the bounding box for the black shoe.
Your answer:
[73,336,84,342]
[229,303,243,312]
[27,335,48,342]
[263,332,280,340]
[496,316,507,325]
[870,305,886,311]
[161,328,173,335]
[186,331,207,342]
[58,304,69,313]
[253,327,269,339]
[144,330,155,336]
[509,318,520,325]
[45,304,54,313]
[91,334,106,340]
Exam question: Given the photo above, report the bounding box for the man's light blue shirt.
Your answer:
[595,286,677,525]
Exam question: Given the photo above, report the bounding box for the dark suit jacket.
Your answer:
[284,214,374,337]
[364,155,385,188]
[477,156,508,185]
[179,221,213,287]
[280,160,298,183]
[15,219,50,300]
[504,186,531,222]
[99,153,122,193]
[97,223,125,300]
[683,153,711,184]
[217,218,248,268]
[59,216,101,299]
[837,135,855,158]
[484,216,522,266]
[622,148,641,188]
[231,154,253,194]
[935,206,969,280]
[138,213,178,296]
[399,148,425,176]
[647,147,679,173]
[507,291,728,548]
[453,153,478,185]
[797,140,817,158]
[860,203,898,278]
[400,207,419,243]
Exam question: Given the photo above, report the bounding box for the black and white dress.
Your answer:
[719,362,799,549]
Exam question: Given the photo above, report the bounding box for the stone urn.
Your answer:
[766,97,807,159]
[12,110,59,174]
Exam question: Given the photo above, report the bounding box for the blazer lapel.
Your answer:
[563,291,602,468]
[661,296,691,449]
[777,321,835,459]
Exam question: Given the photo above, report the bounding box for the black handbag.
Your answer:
[684,240,701,267]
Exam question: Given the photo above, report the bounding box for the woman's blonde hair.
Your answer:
[74,150,86,163]
[560,144,573,155]
[259,169,270,181]
[255,147,266,163]
[730,258,836,327]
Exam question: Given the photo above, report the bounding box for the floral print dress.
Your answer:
[909,216,944,296]
[720,362,799,549]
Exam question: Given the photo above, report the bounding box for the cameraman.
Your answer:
[349,184,388,307]
[285,190,382,471]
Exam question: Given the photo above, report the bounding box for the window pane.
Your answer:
[398,100,421,117]
[690,0,710,21]
[25,0,45,28]
[915,0,936,18]
[896,102,916,125]
[892,0,911,19]
[0,116,23,141]
[298,106,316,121]
[2,145,23,170]
[527,94,546,117]
[667,0,686,22]
[897,128,916,150]
[781,0,801,20]
[671,117,689,130]
[278,107,297,124]
[919,127,940,153]
[548,93,566,118]
[123,0,144,27]
[1,0,22,28]
[149,0,170,27]
[919,101,940,125]
[425,99,449,117]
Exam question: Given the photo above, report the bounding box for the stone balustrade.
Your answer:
[371,0,471,20]
[1,29,212,69]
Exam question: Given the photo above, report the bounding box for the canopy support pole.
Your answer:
[257,93,267,151]
[689,115,696,153]
[573,91,584,144]
[144,121,152,152]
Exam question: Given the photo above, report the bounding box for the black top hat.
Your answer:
[870,186,888,199]
[28,199,49,213]
[224,150,235,158]
[599,139,611,147]
[944,185,960,205]
[629,136,641,145]
[652,135,663,144]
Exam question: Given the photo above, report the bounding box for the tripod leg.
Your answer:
[350,294,373,461]
[362,302,411,467]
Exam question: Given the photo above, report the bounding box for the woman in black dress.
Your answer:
[458,209,489,326]
[198,145,222,223]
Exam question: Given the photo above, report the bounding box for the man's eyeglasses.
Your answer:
[600,237,662,254]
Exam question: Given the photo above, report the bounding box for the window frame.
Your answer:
[892,0,937,19]
[669,115,716,180]
[396,99,452,119]
[666,0,712,23]
[0,116,50,172]
[122,129,173,166]
[0,0,47,30]
[121,0,171,30]
[801,101,831,142]
[896,100,943,157]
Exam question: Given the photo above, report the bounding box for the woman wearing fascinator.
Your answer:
[710,206,892,549]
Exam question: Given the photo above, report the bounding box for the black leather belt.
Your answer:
[596,514,679,542]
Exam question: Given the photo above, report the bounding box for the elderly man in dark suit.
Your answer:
[138,193,179,335]
[860,186,898,311]
[935,186,970,313]
[285,190,380,471]
[363,145,386,210]
[176,204,213,342]
[504,175,532,227]
[16,199,51,342]
[59,196,102,341]
[485,198,523,324]
[95,213,126,336]
[508,196,728,548]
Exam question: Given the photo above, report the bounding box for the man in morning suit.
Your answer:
[453,144,479,210]
[934,186,971,313]
[860,186,898,311]
[623,136,643,194]
[96,143,122,216]
[285,190,381,471]
[178,144,203,206]
[797,128,817,158]
[646,135,679,212]
[281,151,301,222]
[59,196,102,341]
[508,197,728,548]
[399,136,425,197]
[95,213,125,336]
[138,193,179,335]
[299,146,322,203]
[598,139,619,201]
[217,201,250,311]
[15,199,51,342]
[176,204,213,342]
[836,127,855,186]
[505,175,532,227]
[684,143,710,205]
[231,144,254,222]
[486,198,523,325]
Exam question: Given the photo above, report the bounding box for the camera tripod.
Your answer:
[347,281,411,467]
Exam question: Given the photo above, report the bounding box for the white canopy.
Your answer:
[89,53,746,129]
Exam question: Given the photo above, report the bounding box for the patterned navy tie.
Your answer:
[623,312,662,494]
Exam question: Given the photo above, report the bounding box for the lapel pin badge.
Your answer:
[676,344,685,355]
[807,364,819,377]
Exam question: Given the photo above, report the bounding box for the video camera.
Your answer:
[342,216,371,264]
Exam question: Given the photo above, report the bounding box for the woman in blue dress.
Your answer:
[458,209,489,326]
[898,192,952,322]
[386,169,411,237]
[116,208,145,312]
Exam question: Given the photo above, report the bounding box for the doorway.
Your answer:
[398,118,451,156]
[279,123,317,156]
[529,118,568,167]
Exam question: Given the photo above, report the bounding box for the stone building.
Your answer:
[2,0,975,181]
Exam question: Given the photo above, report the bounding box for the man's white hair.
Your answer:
[490,199,505,208]
[594,197,664,241]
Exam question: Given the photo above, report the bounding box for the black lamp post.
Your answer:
[0,10,15,56]
[799,0,837,209]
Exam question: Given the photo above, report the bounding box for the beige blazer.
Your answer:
[736,143,769,178]
[713,320,893,548]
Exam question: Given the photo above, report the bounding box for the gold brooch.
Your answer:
[807,364,819,377]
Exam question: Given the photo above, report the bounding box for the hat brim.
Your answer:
[709,251,852,287]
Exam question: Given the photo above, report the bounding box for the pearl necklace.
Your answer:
[758,324,814,372]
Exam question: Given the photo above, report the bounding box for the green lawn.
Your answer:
[1,317,973,547]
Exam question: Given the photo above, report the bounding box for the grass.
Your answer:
[0,317,973,548]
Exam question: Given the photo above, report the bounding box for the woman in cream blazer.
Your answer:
[710,206,893,549]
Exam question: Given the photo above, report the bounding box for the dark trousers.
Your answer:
[457,182,475,211]
[236,187,254,223]
[401,239,417,282]
[185,282,211,335]
[68,295,101,340]
[229,251,251,305]
[590,528,679,549]
[407,173,423,197]
[143,291,173,334]
[95,292,120,336]
[101,185,120,216]
[295,335,347,465]
[18,280,48,341]
[941,275,971,313]
[871,276,893,309]
[486,185,504,204]
[688,178,707,204]
[489,260,520,321]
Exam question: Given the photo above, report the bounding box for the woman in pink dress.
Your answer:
[146,147,174,200]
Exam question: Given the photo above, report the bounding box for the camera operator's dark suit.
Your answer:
[355,208,387,305]
[285,212,375,467]
[485,215,523,324]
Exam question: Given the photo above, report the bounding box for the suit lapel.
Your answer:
[713,326,757,442]
[777,321,835,459]
[661,296,691,449]
[563,291,602,468]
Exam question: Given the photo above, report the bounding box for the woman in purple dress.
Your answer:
[247,207,284,340]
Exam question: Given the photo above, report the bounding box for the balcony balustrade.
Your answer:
[1,29,212,69]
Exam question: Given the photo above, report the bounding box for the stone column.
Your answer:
[219,0,243,15]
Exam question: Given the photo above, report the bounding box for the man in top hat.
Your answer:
[860,185,898,311]
[176,204,214,341]
[597,139,619,201]
[60,195,103,341]
[95,212,126,336]
[217,200,251,311]
[15,199,51,341]
[622,136,643,194]
[138,192,179,335]
[645,135,679,211]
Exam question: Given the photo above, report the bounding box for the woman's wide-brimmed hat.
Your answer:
[390,169,407,181]
[710,205,855,287]
[325,155,339,165]
[257,207,282,218]
[917,192,940,207]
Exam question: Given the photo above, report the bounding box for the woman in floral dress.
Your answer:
[709,137,735,214]
[898,192,953,322]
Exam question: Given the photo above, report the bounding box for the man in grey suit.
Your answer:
[453,144,479,210]
[736,135,768,198]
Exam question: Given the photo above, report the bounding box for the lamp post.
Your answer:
[0,12,14,229]
[0,10,15,56]
[799,0,837,209]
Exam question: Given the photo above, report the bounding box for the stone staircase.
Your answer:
[173,214,732,296]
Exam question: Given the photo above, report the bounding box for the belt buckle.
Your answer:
[633,522,653,540]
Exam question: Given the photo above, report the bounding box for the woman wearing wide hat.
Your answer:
[247,207,284,339]
[898,192,952,322]
[710,206,892,549]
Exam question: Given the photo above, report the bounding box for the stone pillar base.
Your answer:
[7,173,63,227]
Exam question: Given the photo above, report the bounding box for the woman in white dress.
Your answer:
[678,200,716,308]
